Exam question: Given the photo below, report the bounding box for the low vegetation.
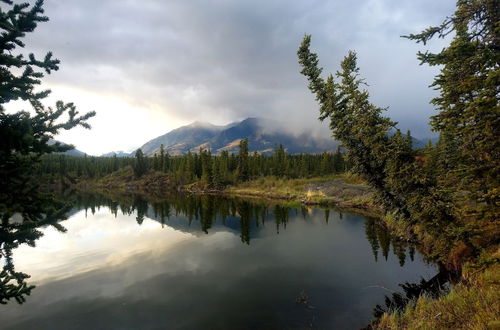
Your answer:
[226,173,378,210]
[377,258,500,330]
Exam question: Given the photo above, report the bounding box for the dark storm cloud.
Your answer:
[25,0,454,137]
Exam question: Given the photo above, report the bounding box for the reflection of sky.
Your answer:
[13,208,196,284]
[2,206,436,329]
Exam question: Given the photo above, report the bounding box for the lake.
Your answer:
[0,193,437,329]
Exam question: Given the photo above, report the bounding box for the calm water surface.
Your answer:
[0,193,436,329]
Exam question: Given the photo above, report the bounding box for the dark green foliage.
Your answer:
[0,0,95,304]
[405,0,499,224]
[133,148,148,178]
[333,146,344,173]
[297,0,499,264]
[112,154,119,172]
[298,38,447,223]
[37,143,348,189]
[153,154,159,171]
[273,144,288,177]
[159,144,166,172]
[236,138,250,182]
[373,270,453,319]
[200,149,212,188]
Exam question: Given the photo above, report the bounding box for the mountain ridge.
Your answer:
[139,117,341,155]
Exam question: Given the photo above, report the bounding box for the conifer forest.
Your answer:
[0,0,498,329]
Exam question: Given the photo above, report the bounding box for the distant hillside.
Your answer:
[48,139,86,156]
[140,121,228,155]
[100,151,130,158]
[139,117,340,155]
[62,148,86,156]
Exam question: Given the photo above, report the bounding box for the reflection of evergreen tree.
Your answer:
[109,201,118,218]
[392,241,407,267]
[373,270,453,319]
[300,207,308,219]
[200,196,215,233]
[260,208,267,227]
[152,201,171,227]
[237,201,252,244]
[377,228,391,261]
[273,205,289,234]
[409,245,415,262]
[134,197,148,225]
[324,209,330,223]
[364,217,416,265]
[364,218,380,262]
[253,205,266,228]
[0,200,70,304]
[0,0,94,304]
[229,200,236,217]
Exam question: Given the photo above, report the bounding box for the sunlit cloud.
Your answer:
[10,0,455,154]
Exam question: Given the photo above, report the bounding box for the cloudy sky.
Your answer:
[8,0,454,155]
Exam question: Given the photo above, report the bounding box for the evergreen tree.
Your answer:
[406,130,413,150]
[211,157,221,189]
[405,0,499,223]
[273,143,287,177]
[153,154,159,171]
[236,138,250,182]
[200,149,212,188]
[219,150,229,183]
[186,150,195,181]
[333,146,344,173]
[164,151,170,172]
[298,154,308,177]
[133,149,148,178]
[319,151,331,175]
[0,0,95,304]
[112,154,119,172]
[297,0,499,260]
[298,36,453,228]
[159,144,165,172]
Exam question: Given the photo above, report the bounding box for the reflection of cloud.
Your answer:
[2,207,437,330]
[9,0,455,154]
[13,208,195,284]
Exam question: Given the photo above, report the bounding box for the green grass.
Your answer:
[225,173,378,212]
[226,175,337,199]
[376,251,500,330]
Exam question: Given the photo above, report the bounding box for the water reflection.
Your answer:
[373,269,452,319]
[69,192,420,266]
[0,192,438,329]
[0,196,71,305]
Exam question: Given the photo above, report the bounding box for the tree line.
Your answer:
[37,138,351,189]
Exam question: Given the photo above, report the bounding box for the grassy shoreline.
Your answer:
[75,168,382,214]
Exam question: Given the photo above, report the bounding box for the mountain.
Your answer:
[100,151,130,158]
[48,139,86,156]
[140,121,228,155]
[140,118,340,155]
[62,148,86,156]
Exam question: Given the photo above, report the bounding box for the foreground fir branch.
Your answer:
[0,0,95,304]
